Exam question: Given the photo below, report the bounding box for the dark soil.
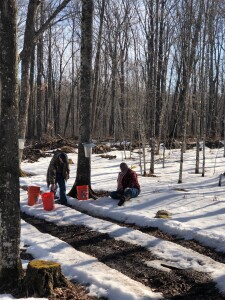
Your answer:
[21,212,225,300]
[70,205,225,265]
[142,227,225,264]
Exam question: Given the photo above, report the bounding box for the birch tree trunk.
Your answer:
[0,0,22,288]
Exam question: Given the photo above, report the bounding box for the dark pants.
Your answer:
[110,188,139,200]
[56,173,67,204]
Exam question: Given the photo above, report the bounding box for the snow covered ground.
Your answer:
[2,145,225,299]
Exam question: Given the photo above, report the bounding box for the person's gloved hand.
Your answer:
[50,183,56,192]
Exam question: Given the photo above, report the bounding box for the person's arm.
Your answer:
[67,159,70,179]
[49,168,56,188]
[127,171,139,188]
[61,154,70,181]
[47,157,57,188]
[117,172,124,191]
[65,159,70,180]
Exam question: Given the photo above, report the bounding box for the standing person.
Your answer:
[110,162,140,206]
[47,150,70,205]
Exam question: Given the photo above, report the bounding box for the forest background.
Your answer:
[15,0,225,145]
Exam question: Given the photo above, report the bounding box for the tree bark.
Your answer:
[68,0,96,199]
[24,260,70,297]
[45,26,54,136]
[178,0,203,183]
[36,0,45,140]
[0,0,22,288]
[92,0,105,134]
[27,45,35,139]
[18,0,40,152]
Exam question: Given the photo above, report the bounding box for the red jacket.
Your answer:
[121,168,140,192]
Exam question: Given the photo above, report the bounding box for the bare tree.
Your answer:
[0,0,22,288]
[178,0,203,183]
[18,0,72,162]
[92,0,105,134]
[10,0,225,156]
[36,0,45,139]
[68,0,96,198]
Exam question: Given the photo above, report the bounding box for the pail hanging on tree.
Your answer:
[42,192,55,211]
[28,186,40,206]
[76,185,89,200]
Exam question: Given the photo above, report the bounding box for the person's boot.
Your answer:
[118,194,131,206]
[118,196,125,206]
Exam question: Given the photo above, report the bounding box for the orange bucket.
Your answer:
[42,192,55,211]
[76,185,89,200]
[28,186,40,206]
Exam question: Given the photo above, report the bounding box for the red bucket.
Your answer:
[76,185,89,200]
[28,186,40,206]
[42,192,55,211]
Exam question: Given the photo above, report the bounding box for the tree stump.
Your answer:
[24,260,70,297]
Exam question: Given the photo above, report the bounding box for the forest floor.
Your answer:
[10,138,225,299]
[20,211,225,300]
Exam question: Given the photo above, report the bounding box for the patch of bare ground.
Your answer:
[68,204,225,264]
[21,212,225,299]
[2,274,99,300]
[9,247,101,299]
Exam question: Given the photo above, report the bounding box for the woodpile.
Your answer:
[23,136,169,164]
[205,140,224,149]
[93,144,111,154]
[23,137,77,162]
[60,145,76,153]
[164,139,181,149]
[98,154,117,159]
[23,148,50,162]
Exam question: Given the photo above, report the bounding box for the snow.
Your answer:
[20,221,162,300]
[3,146,225,299]
[0,297,46,300]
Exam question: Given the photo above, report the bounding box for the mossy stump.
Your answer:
[24,260,70,297]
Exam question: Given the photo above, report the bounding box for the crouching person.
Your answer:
[110,162,140,206]
[47,150,70,205]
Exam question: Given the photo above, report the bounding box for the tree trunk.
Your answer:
[145,1,157,174]
[68,0,96,199]
[0,0,22,288]
[196,15,207,174]
[70,17,76,137]
[55,54,63,134]
[18,0,40,158]
[109,49,117,138]
[27,45,35,139]
[178,0,203,183]
[36,0,45,140]
[92,0,105,134]
[45,27,54,136]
